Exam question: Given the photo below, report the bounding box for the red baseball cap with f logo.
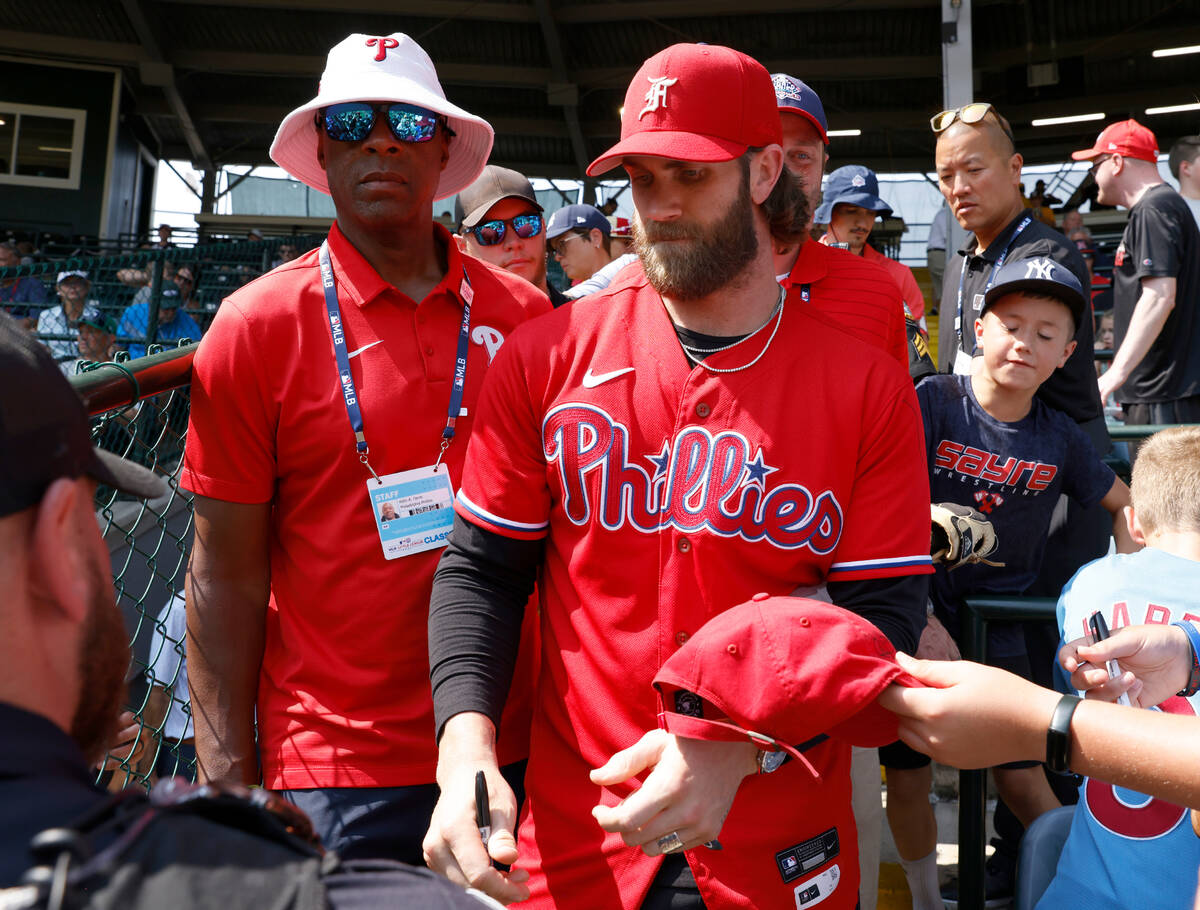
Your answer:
[586,43,782,176]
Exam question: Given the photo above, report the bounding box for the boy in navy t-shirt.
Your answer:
[881,257,1137,910]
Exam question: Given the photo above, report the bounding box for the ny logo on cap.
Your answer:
[1023,258,1056,281]
[366,36,399,61]
[851,174,866,187]
[639,76,678,119]
[772,74,802,102]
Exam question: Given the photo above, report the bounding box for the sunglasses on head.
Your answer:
[470,213,543,246]
[930,102,1015,145]
[316,102,455,144]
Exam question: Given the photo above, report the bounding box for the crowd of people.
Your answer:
[5,26,1200,910]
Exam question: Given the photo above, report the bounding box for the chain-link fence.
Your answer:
[4,234,322,373]
[73,343,200,792]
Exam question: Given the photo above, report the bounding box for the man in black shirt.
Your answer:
[935,104,1106,452]
[1074,119,1200,424]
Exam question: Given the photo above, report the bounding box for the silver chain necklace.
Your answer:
[677,287,786,374]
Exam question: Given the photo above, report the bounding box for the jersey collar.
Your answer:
[325,222,467,309]
[781,236,830,289]
[960,208,1030,262]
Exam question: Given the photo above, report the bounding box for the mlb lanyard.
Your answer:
[954,214,1032,354]
[319,241,473,481]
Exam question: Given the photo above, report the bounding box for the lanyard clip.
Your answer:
[433,437,451,472]
[359,446,381,484]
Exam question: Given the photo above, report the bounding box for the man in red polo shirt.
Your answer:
[181,32,548,864]
[423,44,930,910]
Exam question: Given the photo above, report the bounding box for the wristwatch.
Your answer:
[756,749,788,774]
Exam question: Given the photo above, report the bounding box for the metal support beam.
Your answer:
[532,0,592,179]
[940,0,972,338]
[118,0,213,170]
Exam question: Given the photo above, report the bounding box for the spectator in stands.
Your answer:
[816,164,928,329]
[609,216,633,257]
[0,313,504,909]
[1095,310,1114,351]
[65,312,118,375]
[455,164,568,306]
[0,240,47,328]
[182,31,545,865]
[154,223,174,248]
[1168,135,1200,229]
[1061,207,1084,235]
[546,203,636,299]
[119,285,203,358]
[1074,120,1200,425]
[36,270,100,362]
[272,242,300,269]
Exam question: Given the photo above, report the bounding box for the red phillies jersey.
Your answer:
[783,238,909,367]
[182,223,550,789]
[455,270,932,909]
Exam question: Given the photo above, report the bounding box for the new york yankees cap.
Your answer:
[270,32,494,200]
[814,165,893,224]
[586,43,782,176]
[982,256,1086,329]
[771,73,828,145]
[0,314,166,518]
[455,165,542,230]
[653,596,921,778]
[1071,118,1159,165]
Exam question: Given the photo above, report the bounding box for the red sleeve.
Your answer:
[898,264,926,323]
[827,366,933,580]
[453,330,551,540]
[180,299,278,503]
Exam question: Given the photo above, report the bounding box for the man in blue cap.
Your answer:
[545,203,637,299]
[816,165,928,330]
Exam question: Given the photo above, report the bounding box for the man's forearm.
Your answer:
[186,565,268,784]
[1104,280,1175,389]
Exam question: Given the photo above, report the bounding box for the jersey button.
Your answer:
[677,538,691,553]
[675,631,690,646]
[695,402,711,418]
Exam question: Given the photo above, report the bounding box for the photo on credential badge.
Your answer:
[369,466,456,559]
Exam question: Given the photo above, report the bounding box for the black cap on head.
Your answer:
[982,256,1085,329]
[0,314,166,517]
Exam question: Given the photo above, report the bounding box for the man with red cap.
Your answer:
[182,31,547,864]
[1073,119,1200,424]
[423,43,932,910]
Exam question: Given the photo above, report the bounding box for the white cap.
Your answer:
[269,33,494,201]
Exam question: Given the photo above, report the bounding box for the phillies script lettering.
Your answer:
[542,404,842,551]
[933,440,1058,491]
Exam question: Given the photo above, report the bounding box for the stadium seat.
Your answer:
[1014,804,1075,910]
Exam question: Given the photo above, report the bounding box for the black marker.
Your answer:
[1088,611,1132,707]
[474,770,491,843]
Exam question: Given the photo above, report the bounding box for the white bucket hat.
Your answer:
[269,32,493,201]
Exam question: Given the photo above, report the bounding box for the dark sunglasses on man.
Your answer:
[470,214,544,247]
[316,101,456,144]
[929,102,1015,146]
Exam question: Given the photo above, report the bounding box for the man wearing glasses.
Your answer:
[456,165,569,307]
[546,203,638,299]
[1074,120,1200,426]
[182,32,548,862]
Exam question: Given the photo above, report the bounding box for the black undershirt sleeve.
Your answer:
[826,573,928,654]
[429,514,544,740]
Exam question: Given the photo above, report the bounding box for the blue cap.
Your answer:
[814,165,893,224]
[546,204,610,240]
[982,256,1085,329]
[771,73,828,144]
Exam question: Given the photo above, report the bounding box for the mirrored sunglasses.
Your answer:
[930,102,1014,145]
[317,102,455,144]
[471,213,543,247]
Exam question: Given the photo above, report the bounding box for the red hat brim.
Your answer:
[586,129,748,177]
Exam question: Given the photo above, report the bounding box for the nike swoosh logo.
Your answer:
[347,339,384,358]
[582,367,635,388]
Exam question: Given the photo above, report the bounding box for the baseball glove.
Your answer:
[930,502,1004,570]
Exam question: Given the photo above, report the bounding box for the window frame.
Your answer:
[0,101,87,189]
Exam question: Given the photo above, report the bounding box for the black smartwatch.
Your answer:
[1045,694,1081,774]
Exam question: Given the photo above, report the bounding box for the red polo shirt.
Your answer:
[182,222,550,788]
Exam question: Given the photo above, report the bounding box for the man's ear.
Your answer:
[29,477,94,624]
[974,316,986,349]
[750,145,785,206]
